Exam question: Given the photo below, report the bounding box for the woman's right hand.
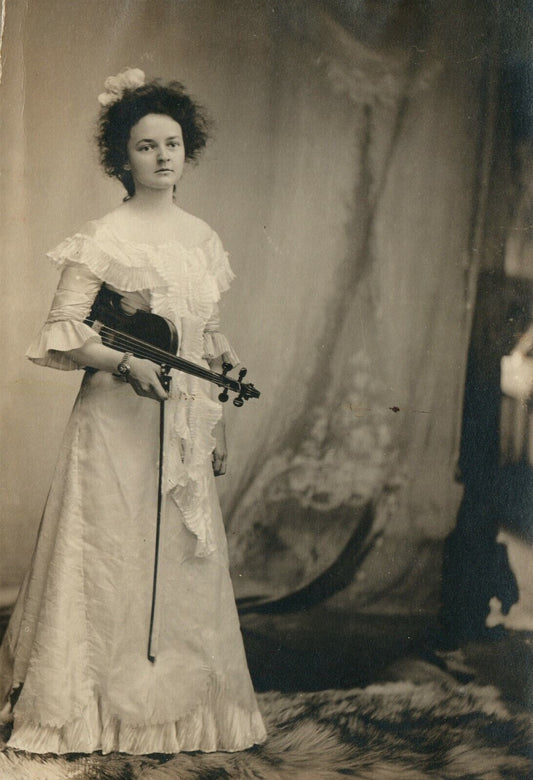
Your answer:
[127,356,169,401]
[65,341,168,400]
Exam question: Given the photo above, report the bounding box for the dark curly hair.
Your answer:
[96,80,211,196]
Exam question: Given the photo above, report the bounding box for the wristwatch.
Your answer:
[116,352,133,382]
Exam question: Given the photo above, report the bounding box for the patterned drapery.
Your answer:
[0,0,503,616]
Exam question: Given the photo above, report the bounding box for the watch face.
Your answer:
[117,358,130,376]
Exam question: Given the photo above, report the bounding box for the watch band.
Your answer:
[116,352,133,382]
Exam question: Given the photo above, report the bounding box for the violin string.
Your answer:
[101,334,224,384]
[86,320,237,387]
[86,319,176,357]
[99,331,175,364]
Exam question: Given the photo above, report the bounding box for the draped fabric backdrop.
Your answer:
[0,0,504,616]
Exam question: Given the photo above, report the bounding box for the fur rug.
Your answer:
[0,676,531,779]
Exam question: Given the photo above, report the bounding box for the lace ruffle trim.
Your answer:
[165,389,221,557]
[204,236,235,295]
[162,316,223,557]
[46,233,166,292]
[7,686,266,755]
[46,224,235,298]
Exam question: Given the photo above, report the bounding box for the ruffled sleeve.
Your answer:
[26,263,102,371]
[203,303,240,367]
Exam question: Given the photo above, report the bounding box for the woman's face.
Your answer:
[126,113,185,192]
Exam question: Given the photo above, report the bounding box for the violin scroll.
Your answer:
[219,365,260,406]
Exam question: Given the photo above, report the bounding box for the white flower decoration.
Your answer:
[98,68,146,107]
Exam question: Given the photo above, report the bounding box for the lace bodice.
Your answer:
[27,218,239,371]
[26,218,240,557]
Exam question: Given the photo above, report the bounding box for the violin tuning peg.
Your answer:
[238,367,248,381]
[218,388,229,403]
[233,395,244,407]
[222,362,233,376]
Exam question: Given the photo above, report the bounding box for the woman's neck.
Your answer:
[127,186,177,216]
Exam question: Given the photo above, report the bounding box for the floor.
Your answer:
[239,528,533,711]
[240,610,533,710]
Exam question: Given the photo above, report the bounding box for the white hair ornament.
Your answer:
[98,68,146,107]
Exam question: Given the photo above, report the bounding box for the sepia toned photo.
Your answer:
[0,1,532,777]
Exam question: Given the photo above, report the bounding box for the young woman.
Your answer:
[0,68,266,755]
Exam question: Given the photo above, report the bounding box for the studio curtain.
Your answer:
[1,0,500,616]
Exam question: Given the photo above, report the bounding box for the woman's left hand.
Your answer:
[212,418,227,476]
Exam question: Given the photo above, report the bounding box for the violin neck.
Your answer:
[97,323,241,393]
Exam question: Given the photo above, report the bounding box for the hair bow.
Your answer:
[98,68,146,107]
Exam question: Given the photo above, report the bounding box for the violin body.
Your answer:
[88,285,179,355]
[84,284,260,406]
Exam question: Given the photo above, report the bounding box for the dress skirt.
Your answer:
[0,369,266,754]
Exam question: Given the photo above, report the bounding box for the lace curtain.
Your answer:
[225,3,500,613]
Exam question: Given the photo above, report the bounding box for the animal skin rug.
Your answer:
[0,677,531,779]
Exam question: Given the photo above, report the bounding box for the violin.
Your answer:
[84,285,260,406]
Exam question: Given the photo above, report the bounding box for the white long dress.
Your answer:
[0,218,266,754]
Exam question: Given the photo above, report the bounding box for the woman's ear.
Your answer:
[123,163,131,171]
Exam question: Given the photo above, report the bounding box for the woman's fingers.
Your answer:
[150,378,169,401]
[141,384,167,401]
[128,377,168,401]
[212,450,227,476]
[212,418,227,476]
[127,358,168,401]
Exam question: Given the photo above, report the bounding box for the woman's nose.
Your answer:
[157,146,170,160]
